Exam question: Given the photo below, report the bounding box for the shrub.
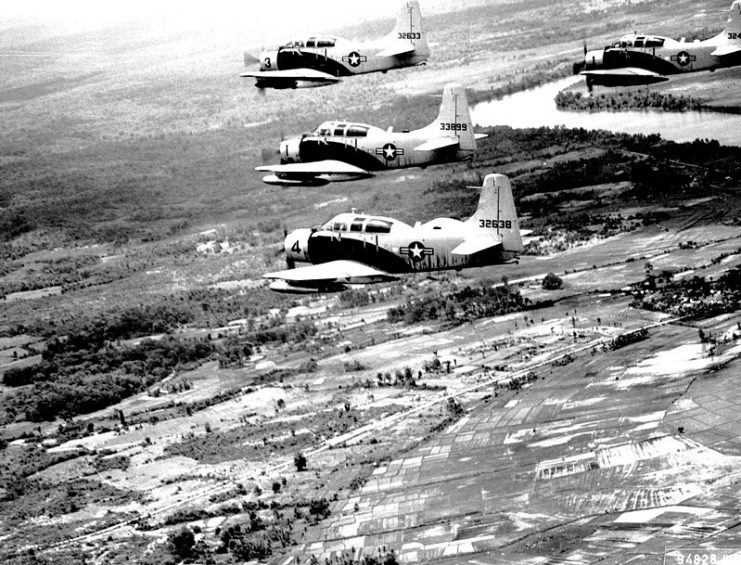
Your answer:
[542,272,563,290]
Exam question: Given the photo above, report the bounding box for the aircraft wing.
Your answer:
[256,160,373,185]
[375,44,416,58]
[413,137,460,152]
[264,260,398,291]
[711,45,741,57]
[581,67,669,84]
[240,68,341,84]
[256,160,370,176]
[451,235,502,256]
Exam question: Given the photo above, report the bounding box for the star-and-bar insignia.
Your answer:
[375,143,405,161]
[400,241,434,263]
[342,51,367,67]
[671,51,696,67]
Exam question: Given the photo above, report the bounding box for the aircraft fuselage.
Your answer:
[280,126,471,172]
[259,37,428,83]
[587,44,734,75]
[583,28,741,86]
[284,215,517,277]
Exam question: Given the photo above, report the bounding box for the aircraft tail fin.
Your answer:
[385,0,429,59]
[466,174,523,254]
[430,83,478,153]
[724,0,741,37]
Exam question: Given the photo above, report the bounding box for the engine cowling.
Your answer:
[259,49,279,71]
[584,48,604,69]
[284,228,312,266]
[280,137,301,163]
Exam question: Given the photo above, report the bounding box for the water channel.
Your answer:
[470,76,741,147]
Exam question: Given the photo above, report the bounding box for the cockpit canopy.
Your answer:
[321,213,401,234]
[313,121,371,138]
[612,35,666,49]
[280,36,337,49]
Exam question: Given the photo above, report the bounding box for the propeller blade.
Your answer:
[243,51,261,66]
[260,146,280,164]
[583,40,588,56]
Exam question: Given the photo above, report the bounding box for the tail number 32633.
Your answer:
[480,219,512,229]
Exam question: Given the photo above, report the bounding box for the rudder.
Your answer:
[391,0,430,59]
[725,0,741,36]
[467,174,523,254]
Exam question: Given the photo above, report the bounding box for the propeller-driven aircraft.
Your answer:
[263,173,523,294]
[575,0,741,89]
[256,83,486,186]
[241,0,429,90]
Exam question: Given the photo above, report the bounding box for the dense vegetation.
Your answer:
[556,90,706,113]
[0,294,316,423]
[424,128,741,231]
[636,267,741,319]
[2,336,215,423]
[387,280,526,324]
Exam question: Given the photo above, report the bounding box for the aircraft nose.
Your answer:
[284,228,312,266]
[584,49,604,68]
[280,138,301,163]
[259,49,277,71]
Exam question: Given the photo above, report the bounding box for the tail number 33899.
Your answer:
[479,219,512,229]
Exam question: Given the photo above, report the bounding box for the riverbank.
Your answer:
[470,75,741,147]
[559,65,741,114]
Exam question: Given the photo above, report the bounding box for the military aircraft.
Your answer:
[576,0,741,89]
[241,0,429,90]
[256,83,486,186]
[263,173,523,293]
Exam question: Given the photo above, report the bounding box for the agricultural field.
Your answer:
[3,0,741,563]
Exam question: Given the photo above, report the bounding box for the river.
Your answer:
[470,76,741,147]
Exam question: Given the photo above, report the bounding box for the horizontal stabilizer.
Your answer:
[452,235,502,256]
[413,137,460,152]
[256,160,370,176]
[376,44,416,58]
[475,133,488,140]
[264,260,397,285]
[712,44,741,57]
[241,68,341,83]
